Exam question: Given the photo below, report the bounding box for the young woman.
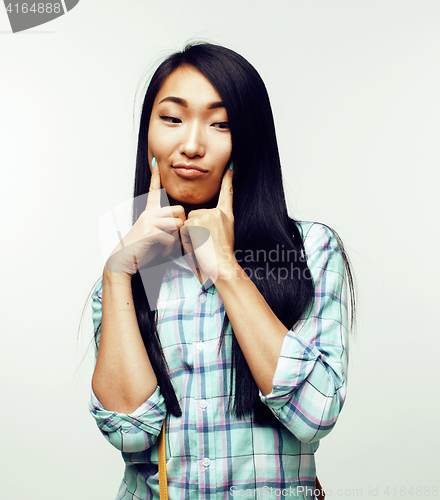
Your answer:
[89,42,355,500]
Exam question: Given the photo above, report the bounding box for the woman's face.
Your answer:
[148,65,232,208]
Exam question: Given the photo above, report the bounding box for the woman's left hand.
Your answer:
[181,167,235,282]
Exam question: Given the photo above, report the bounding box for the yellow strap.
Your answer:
[158,425,168,499]
[159,422,323,500]
[315,475,325,499]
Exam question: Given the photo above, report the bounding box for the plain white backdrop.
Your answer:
[1,1,439,498]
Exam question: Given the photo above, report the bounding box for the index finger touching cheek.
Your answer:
[216,163,234,215]
[146,157,162,210]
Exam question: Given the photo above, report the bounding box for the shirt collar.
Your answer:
[162,248,216,293]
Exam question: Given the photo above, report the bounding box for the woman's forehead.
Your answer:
[154,65,223,108]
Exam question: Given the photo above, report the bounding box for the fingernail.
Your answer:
[229,162,234,171]
[151,157,157,168]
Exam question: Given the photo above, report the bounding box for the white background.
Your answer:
[1,1,439,498]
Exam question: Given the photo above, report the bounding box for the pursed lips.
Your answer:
[172,163,208,172]
[171,163,208,179]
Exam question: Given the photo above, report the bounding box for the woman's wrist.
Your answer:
[103,266,133,288]
[216,258,248,284]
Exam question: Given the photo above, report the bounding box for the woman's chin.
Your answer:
[167,192,217,209]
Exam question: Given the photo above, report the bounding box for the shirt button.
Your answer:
[196,342,205,351]
[200,294,207,303]
[202,458,211,467]
[200,400,207,409]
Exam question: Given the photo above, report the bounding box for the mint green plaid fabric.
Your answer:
[89,222,349,500]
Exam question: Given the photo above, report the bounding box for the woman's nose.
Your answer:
[179,122,205,158]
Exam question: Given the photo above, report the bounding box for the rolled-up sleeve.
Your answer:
[88,277,168,453]
[89,385,167,452]
[260,223,349,444]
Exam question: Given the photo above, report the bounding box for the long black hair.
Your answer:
[96,42,355,422]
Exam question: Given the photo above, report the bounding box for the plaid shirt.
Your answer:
[89,222,349,500]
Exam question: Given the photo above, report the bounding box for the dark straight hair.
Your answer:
[100,42,355,422]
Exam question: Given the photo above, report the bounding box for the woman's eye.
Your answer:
[212,122,230,130]
[159,115,182,124]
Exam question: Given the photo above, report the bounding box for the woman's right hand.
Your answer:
[104,161,186,276]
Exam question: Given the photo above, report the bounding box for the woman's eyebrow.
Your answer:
[208,101,225,110]
[159,96,225,109]
[159,96,187,106]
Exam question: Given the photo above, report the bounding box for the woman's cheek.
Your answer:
[148,123,171,160]
[216,138,232,168]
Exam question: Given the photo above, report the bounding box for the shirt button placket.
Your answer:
[197,290,213,492]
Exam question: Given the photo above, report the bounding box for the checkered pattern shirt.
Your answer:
[89,222,349,500]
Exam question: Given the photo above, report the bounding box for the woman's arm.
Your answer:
[92,163,184,414]
[219,223,349,443]
[184,170,348,442]
[193,231,348,444]
[214,265,288,396]
[89,274,167,453]
[183,168,289,394]
[91,268,158,414]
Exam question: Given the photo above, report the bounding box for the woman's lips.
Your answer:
[172,164,207,179]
